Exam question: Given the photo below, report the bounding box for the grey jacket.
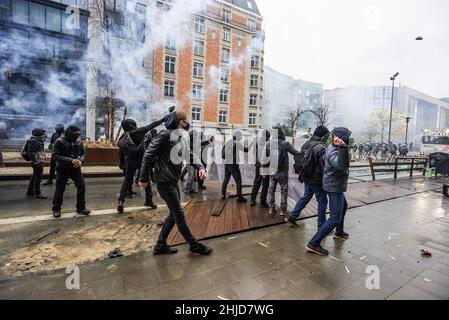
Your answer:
[322,144,350,193]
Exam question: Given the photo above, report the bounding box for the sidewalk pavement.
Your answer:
[1,190,449,300]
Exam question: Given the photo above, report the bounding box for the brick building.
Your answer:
[152,0,264,130]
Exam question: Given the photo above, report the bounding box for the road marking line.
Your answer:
[0,203,188,226]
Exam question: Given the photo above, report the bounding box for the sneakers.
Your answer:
[285,217,299,227]
[236,197,247,203]
[268,207,277,214]
[26,192,34,199]
[306,243,329,256]
[280,209,289,216]
[117,201,124,213]
[34,194,48,200]
[153,245,178,256]
[190,242,213,256]
[250,200,257,207]
[77,208,91,216]
[333,232,349,240]
[144,202,157,210]
[53,211,61,218]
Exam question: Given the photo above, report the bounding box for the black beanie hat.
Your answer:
[332,127,352,144]
[313,125,330,139]
[32,128,46,137]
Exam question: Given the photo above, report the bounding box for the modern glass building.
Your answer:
[0,0,89,145]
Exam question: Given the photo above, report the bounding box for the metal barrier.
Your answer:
[368,157,429,181]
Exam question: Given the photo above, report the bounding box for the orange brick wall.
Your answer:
[153,47,164,102]
[177,40,192,114]
[229,36,246,125]
[207,4,221,17]
[204,29,220,123]
[232,13,247,26]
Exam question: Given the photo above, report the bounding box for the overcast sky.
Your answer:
[256,0,449,98]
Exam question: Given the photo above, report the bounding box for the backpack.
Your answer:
[294,142,320,182]
[118,133,143,158]
[21,140,31,161]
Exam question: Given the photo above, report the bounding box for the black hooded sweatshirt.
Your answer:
[53,125,85,169]
[28,129,47,165]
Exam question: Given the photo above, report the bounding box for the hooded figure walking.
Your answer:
[26,128,48,199]
[51,125,90,218]
[139,111,213,256]
[250,129,271,208]
[117,116,166,213]
[306,127,352,256]
[43,124,65,185]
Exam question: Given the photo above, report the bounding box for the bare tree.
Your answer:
[311,105,331,127]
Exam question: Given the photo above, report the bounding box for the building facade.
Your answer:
[324,85,449,145]
[0,0,89,145]
[151,0,264,130]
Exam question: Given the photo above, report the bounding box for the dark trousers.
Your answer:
[309,192,348,247]
[27,164,44,195]
[290,182,328,228]
[156,183,197,248]
[119,163,152,203]
[52,168,86,212]
[221,164,243,197]
[250,166,269,204]
[47,155,57,182]
[0,140,4,167]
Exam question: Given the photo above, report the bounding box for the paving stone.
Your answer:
[325,289,360,300]
[231,278,271,300]
[410,276,449,299]
[254,269,293,292]
[287,278,330,300]
[387,284,442,300]
[123,271,159,293]
[260,288,300,300]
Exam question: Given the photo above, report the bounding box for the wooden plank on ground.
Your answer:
[204,200,220,238]
[194,200,214,240]
[224,199,235,235]
[239,201,250,230]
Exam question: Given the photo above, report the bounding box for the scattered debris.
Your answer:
[420,249,432,257]
[217,296,229,301]
[29,229,60,244]
[359,256,367,260]
[128,216,135,220]
[345,265,351,274]
[108,249,123,259]
[424,278,432,282]
[258,242,269,248]
[227,236,238,240]
[5,263,11,266]
[396,244,404,247]
[328,255,343,262]
[389,254,396,261]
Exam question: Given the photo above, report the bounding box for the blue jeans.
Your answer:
[309,192,348,247]
[290,182,328,228]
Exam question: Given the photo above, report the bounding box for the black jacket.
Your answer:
[119,118,165,166]
[222,139,249,165]
[140,129,205,185]
[269,137,300,173]
[53,136,86,170]
[301,136,326,187]
[28,137,46,165]
[322,144,350,193]
[255,137,270,168]
[49,132,63,151]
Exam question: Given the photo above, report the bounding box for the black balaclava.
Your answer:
[32,128,47,142]
[121,119,137,133]
[65,125,81,142]
[55,124,65,134]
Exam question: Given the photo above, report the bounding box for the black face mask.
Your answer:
[182,121,190,131]
[68,133,81,141]
[38,135,48,142]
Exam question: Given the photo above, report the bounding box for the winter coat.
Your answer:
[53,136,85,170]
[301,135,326,187]
[28,136,46,165]
[322,144,350,193]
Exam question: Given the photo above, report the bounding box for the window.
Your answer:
[250,75,258,87]
[221,68,229,82]
[165,36,176,52]
[248,19,256,32]
[251,55,259,68]
[219,110,228,123]
[249,113,257,125]
[164,80,175,97]
[222,9,231,23]
[12,0,28,25]
[192,84,203,99]
[222,27,231,42]
[29,2,45,29]
[194,17,205,34]
[194,40,204,56]
[192,107,201,121]
[46,7,62,32]
[165,56,176,74]
[220,89,229,103]
[249,94,257,106]
[221,48,230,63]
[193,62,203,77]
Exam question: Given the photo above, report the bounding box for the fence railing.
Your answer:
[367,157,429,181]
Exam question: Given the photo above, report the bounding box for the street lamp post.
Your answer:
[404,117,412,145]
[388,72,400,143]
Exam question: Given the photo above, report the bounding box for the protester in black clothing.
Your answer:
[0,122,8,168]
[221,131,250,202]
[139,111,213,256]
[198,133,214,190]
[43,124,64,185]
[51,125,90,218]
[250,129,271,208]
[117,117,166,213]
[26,128,48,199]
[119,153,136,198]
